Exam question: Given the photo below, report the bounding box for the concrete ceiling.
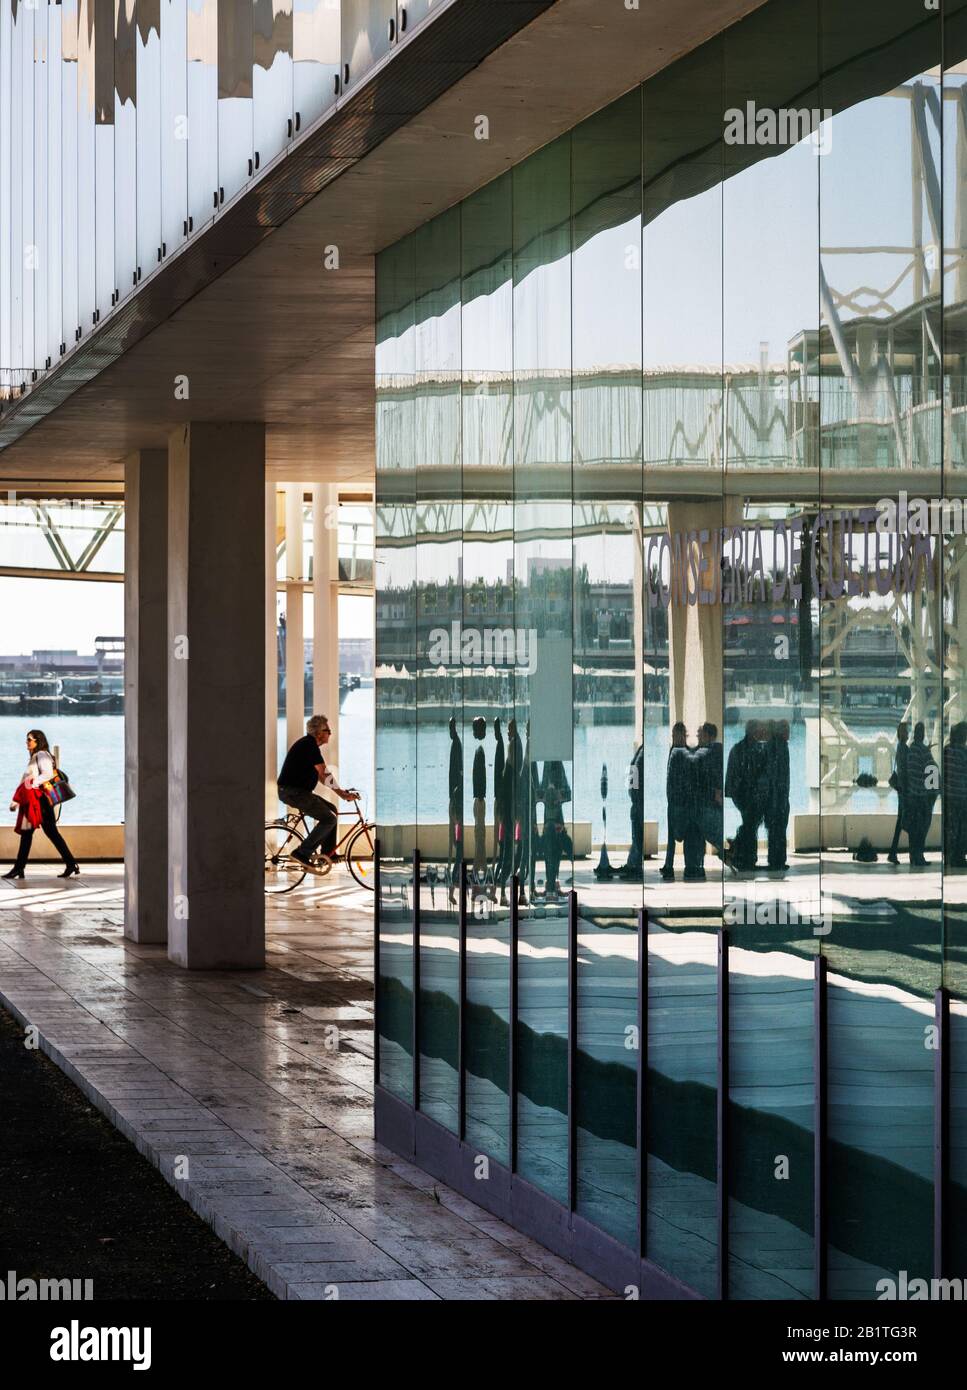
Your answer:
[0,0,768,489]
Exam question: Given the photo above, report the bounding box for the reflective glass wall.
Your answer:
[376,0,967,1298]
[0,0,442,396]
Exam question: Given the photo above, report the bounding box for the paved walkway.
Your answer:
[0,866,610,1301]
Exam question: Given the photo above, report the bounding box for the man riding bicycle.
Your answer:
[278,715,359,870]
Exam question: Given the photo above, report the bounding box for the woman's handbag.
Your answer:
[42,769,76,805]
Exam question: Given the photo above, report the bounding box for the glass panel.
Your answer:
[945,0,967,1279]
[722,0,820,1301]
[161,0,187,256]
[61,0,79,353]
[253,0,292,168]
[94,0,115,320]
[114,0,137,304]
[7,0,24,387]
[47,0,62,361]
[412,208,461,1130]
[571,89,642,1250]
[293,0,338,130]
[186,0,217,230]
[77,0,95,334]
[21,0,34,371]
[398,0,438,37]
[642,38,722,1301]
[33,2,48,372]
[0,2,10,392]
[512,134,573,1207]
[216,0,251,204]
[821,0,942,1300]
[461,172,514,1168]
[341,0,393,89]
[136,0,161,281]
[375,231,416,1104]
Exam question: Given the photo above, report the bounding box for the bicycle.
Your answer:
[264,798,375,895]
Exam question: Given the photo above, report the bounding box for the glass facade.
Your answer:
[0,0,439,398]
[376,0,967,1297]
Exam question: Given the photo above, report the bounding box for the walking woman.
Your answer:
[3,730,79,880]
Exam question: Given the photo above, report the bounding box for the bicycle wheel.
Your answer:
[264,821,307,895]
[346,822,376,890]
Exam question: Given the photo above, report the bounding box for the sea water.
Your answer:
[0,691,895,842]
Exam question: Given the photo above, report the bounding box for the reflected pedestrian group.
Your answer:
[441,709,964,902]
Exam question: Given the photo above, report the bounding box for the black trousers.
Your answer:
[279,785,337,858]
[13,797,75,870]
[733,806,766,870]
[889,796,906,855]
[944,799,967,866]
[767,804,789,868]
[906,800,932,863]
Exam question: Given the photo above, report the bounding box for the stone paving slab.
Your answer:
[0,866,611,1302]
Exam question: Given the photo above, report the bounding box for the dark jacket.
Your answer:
[945,743,967,804]
[494,729,506,812]
[502,728,522,821]
[692,741,722,807]
[472,745,486,800]
[666,745,693,805]
[449,733,463,807]
[907,739,938,803]
[726,735,769,812]
[537,761,571,827]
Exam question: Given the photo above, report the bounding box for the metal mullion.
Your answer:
[413,847,421,1111]
[458,859,468,1141]
[814,953,828,1302]
[935,985,949,1280]
[636,905,648,1263]
[717,927,729,1300]
[568,888,578,1213]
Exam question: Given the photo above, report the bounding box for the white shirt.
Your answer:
[22,750,55,789]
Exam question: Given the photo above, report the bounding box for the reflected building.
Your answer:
[375,0,967,1298]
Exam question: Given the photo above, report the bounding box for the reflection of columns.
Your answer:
[667,499,741,736]
[124,449,168,944]
[313,483,339,761]
[285,484,305,748]
[167,423,265,969]
[265,483,279,819]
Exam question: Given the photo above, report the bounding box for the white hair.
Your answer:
[306,714,329,736]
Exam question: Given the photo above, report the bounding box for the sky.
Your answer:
[0,578,373,658]
[0,577,123,654]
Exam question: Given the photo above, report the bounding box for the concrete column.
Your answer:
[265,483,279,819]
[667,498,741,737]
[312,483,339,760]
[167,422,265,969]
[124,449,168,944]
[284,483,305,749]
